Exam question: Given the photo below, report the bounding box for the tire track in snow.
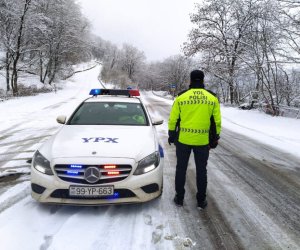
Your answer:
[209,143,300,248]
[0,131,55,174]
[0,181,30,213]
[0,134,52,147]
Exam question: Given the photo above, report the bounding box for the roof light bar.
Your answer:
[89,89,140,97]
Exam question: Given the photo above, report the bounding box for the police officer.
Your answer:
[168,70,221,209]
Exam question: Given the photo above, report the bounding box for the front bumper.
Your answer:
[31,157,163,205]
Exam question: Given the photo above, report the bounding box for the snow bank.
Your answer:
[221,107,300,157]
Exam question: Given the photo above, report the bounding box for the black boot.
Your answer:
[197,199,208,209]
[173,195,183,207]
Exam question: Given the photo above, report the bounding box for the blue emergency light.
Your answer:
[107,192,120,200]
[89,88,140,97]
[89,89,101,95]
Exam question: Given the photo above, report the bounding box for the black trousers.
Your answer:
[175,142,209,202]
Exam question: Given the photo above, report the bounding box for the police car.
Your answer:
[31,89,164,205]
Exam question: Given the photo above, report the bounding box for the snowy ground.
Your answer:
[0,65,299,249]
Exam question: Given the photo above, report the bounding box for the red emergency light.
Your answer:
[107,171,120,175]
[104,165,117,169]
[128,89,140,96]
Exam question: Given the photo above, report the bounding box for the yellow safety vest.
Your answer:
[168,88,221,146]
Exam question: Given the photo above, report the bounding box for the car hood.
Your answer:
[42,125,156,160]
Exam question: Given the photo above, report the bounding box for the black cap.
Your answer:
[190,70,205,88]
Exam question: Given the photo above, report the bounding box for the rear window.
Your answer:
[68,102,148,126]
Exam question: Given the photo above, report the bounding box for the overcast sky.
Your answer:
[77,0,198,62]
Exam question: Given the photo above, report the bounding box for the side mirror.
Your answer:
[56,115,67,124]
[152,118,164,126]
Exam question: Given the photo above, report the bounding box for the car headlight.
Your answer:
[32,150,53,175]
[134,151,160,175]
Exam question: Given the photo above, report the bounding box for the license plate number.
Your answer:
[69,186,114,197]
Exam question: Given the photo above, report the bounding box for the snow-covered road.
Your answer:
[143,93,300,249]
[0,65,299,249]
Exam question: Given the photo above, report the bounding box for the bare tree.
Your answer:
[29,0,91,85]
[0,0,33,94]
[237,0,299,112]
[99,42,123,85]
[277,0,300,61]
[119,44,146,81]
[135,54,195,94]
[100,43,146,88]
[184,0,300,112]
[0,0,15,92]
[158,55,194,94]
[0,0,91,95]
[183,0,256,103]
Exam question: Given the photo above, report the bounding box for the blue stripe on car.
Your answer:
[159,144,164,158]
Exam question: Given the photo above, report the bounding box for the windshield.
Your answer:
[68,102,148,126]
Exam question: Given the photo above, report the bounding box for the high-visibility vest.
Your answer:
[168,88,221,146]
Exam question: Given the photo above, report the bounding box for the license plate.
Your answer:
[69,185,114,197]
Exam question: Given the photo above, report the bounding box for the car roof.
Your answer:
[84,96,142,103]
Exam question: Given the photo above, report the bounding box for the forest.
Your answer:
[1,0,300,116]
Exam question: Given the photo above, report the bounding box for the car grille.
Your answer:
[54,164,132,184]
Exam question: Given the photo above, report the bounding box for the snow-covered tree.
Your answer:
[100,43,146,88]
[119,44,146,81]
[0,0,33,94]
[136,54,195,94]
[0,0,91,95]
[184,0,300,111]
[183,0,256,103]
[27,0,91,84]
[157,55,194,93]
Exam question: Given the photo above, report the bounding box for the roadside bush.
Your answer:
[17,84,53,96]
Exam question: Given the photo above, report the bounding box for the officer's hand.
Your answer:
[168,130,176,145]
[168,137,175,145]
[209,140,218,149]
[209,135,220,149]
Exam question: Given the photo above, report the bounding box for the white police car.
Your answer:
[31,89,164,205]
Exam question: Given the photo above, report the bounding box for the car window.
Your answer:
[68,102,148,126]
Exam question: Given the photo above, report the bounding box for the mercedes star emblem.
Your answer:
[84,166,101,183]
